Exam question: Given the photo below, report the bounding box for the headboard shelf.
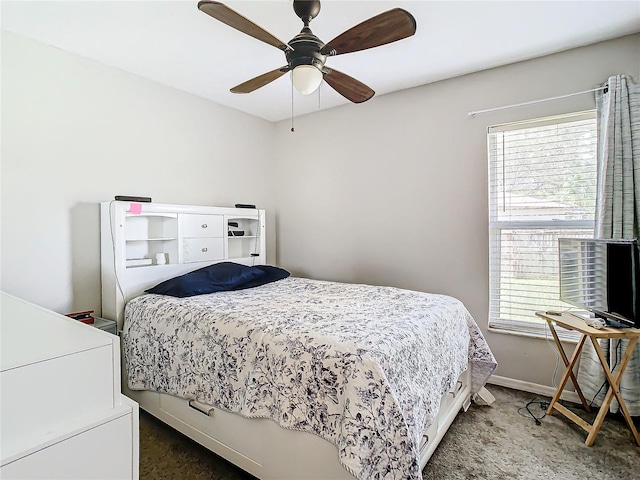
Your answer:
[100,201,266,329]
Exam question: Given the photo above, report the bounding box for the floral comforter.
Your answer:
[123,277,496,480]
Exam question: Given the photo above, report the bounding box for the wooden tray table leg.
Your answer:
[546,328,588,415]
[548,323,591,411]
[586,336,640,446]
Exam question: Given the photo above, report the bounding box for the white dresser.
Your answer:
[0,292,139,479]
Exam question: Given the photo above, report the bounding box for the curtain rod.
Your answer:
[468,86,607,117]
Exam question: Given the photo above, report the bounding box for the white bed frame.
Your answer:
[101,201,472,480]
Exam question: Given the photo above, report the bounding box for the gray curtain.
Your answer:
[577,74,640,415]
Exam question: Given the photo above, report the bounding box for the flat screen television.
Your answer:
[558,238,640,328]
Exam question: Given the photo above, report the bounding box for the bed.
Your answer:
[100,201,496,480]
[119,267,495,480]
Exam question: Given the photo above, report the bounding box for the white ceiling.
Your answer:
[2,1,640,122]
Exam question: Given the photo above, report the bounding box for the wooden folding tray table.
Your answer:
[535,311,640,447]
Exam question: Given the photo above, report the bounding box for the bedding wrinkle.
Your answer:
[123,277,496,480]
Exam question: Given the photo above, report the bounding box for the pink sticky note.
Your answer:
[129,203,142,214]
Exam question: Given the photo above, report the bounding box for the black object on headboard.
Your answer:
[115,195,152,202]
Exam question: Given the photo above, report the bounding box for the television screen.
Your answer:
[559,238,639,328]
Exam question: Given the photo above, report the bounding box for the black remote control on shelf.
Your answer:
[235,203,256,209]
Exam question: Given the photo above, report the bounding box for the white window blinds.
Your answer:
[488,111,597,336]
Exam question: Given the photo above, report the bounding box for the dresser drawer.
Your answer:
[183,237,224,263]
[180,214,224,238]
[1,345,114,459]
[1,410,134,479]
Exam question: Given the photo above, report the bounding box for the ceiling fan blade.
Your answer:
[322,68,375,103]
[198,1,291,52]
[230,67,290,94]
[320,8,416,56]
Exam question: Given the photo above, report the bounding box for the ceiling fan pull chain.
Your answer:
[291,81,295,132]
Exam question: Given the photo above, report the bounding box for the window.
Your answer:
[488,111,597,337]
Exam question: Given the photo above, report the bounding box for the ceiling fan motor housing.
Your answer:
[286,27,327,71]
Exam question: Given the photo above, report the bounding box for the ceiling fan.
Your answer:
[197,0,417,103]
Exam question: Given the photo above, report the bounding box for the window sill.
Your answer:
[488,325,580,344]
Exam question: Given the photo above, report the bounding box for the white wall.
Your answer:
[1,31,276,314]
[271,34,640,387]
[2,28,639,390]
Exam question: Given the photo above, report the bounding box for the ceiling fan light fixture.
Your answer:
[291,65,323,94]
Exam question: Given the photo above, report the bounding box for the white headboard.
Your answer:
[100,201,266,330]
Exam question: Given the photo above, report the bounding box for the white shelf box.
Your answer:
[124,213,178,240]
[227,238,260,259]
[125,239,178,266]
[124,214,178,266]
[226,216,261,260]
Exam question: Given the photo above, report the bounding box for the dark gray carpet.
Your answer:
[139,385,639,480]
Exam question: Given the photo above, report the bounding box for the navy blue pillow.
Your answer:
[145,262,266,298]
[238,265,290,289]
[145,262,290,298]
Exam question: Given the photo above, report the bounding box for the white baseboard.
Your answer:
[487,375,582,405]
